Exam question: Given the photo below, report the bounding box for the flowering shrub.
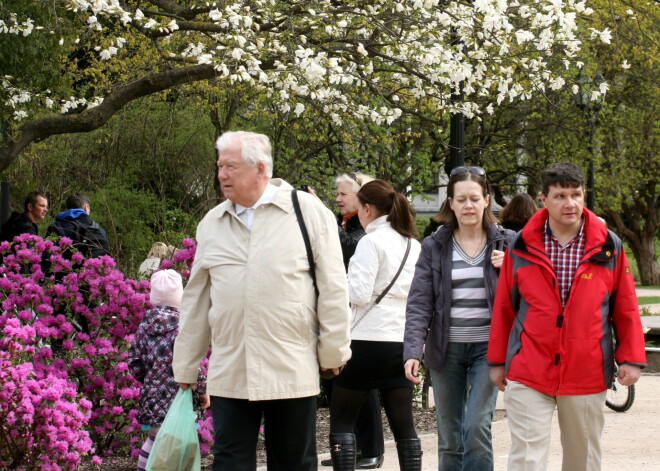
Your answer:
[0,353,93,470]
[0,234,213,468]
[159,237,196,280]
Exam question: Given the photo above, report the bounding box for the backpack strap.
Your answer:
[291,190,319,298]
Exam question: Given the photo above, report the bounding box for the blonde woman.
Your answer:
[138,242,172,279]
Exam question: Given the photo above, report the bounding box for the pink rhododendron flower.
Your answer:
[0,235,211,469]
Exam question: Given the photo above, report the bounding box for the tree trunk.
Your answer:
[604,184,660,286]
[627,232,660,286]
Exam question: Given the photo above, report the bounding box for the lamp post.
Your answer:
[444,28,465,176]
[448,89,465,172]
[573,67,606,211]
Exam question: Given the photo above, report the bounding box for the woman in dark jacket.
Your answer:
[403,167,514,471]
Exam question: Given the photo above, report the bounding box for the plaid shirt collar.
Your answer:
[543,217,586,306]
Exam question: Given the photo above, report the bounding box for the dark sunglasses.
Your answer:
[450,166,486,178]
[347,172,362,186]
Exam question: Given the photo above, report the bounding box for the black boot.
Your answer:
[396,438,422,471]
[330,433,357,471]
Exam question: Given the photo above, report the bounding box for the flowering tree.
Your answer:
[0,234,212,469]
[1,0,612,171]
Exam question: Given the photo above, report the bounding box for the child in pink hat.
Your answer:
[128,269,209,471]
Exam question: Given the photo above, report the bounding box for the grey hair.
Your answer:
[215,131,273,178]
[335,172,375,193]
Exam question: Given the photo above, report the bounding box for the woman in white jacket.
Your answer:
[329,180,422,471]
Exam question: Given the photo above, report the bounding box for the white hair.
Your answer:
[335,172,375,193]
[215,131,273,177]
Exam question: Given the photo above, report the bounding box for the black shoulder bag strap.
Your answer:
[291,190,319,298]
[351,238,412,331]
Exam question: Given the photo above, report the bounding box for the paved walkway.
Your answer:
[314,374,660,470]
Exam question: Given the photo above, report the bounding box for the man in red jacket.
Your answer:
[488,162,646,471]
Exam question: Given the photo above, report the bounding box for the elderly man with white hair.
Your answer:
[173,131,352,470]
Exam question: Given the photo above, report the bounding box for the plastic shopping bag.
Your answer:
[146,388,201,471]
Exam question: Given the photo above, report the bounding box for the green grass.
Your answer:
[638,296,660,305]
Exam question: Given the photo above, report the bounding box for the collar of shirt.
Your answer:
[543,216,586,306]
[543,217,585,250]
[235,182,278,229]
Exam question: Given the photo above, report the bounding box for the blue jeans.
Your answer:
[430,342,497,471]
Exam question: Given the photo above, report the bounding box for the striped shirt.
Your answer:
[543,218,585,306]
[449,239,490,343]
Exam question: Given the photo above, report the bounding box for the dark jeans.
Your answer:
[210,395,318,471]
[323,378,385,458]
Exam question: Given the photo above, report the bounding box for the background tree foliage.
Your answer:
[2,0,608,168]
[1,0,657,282]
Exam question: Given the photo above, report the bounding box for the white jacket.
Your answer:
[348,216,421,342]
[172,179,352,400]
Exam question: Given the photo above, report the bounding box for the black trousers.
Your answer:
[323,379,385,458]
[210,395,318,471]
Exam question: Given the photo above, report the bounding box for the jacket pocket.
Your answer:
[270,303,316,350]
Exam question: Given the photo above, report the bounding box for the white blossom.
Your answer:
[0,0,611,124]
[99,46,118,60]
[143,19,158,29]
[197,54,214,64]
[589,27,611,44]
[599,82,609,95]
[87,15,101,31]
[621,60,631,69]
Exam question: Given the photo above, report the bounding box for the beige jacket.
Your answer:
[172,179,352,400]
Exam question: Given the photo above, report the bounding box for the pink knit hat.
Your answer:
[150,269,183,309]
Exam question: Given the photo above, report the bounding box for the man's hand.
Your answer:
[199,394,211,409]
[404,359,422,384]
[489,365,507,391]
[177,382,196,390]
[617,364,641,386]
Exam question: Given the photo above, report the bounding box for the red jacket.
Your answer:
[488,208,646,396]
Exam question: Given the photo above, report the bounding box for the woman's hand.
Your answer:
[491,249,505,269]
[404,358,422,384]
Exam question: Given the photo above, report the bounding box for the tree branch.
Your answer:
[0,64,219,173]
